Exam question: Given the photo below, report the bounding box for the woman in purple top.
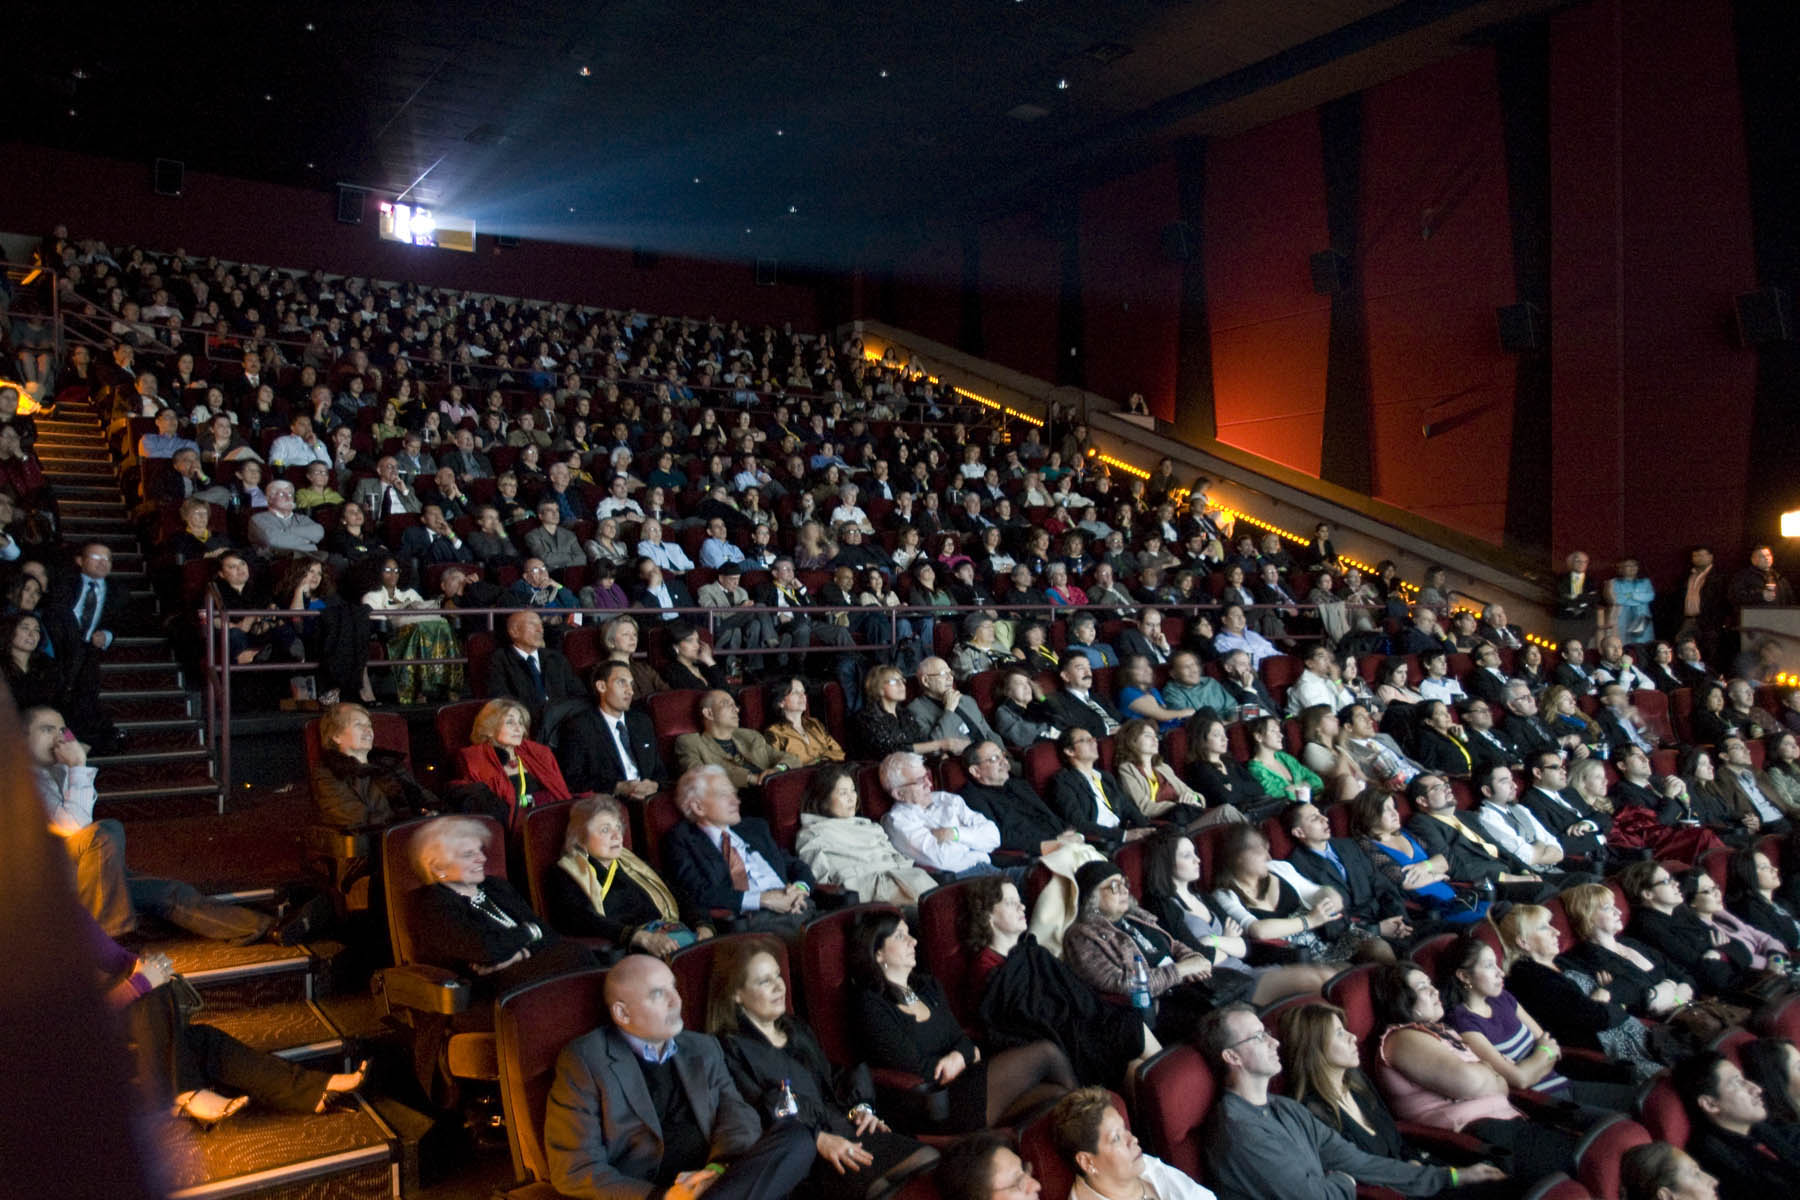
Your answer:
[1439,934,1639,1112]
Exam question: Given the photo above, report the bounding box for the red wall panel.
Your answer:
[1549,0,1757,576]
[0,142,820,327]
[888,232,964,349]
[1358,50,1517,544]
[978,208,1062,385]
[1078,160,1182,421]
[1204,110,1331,477]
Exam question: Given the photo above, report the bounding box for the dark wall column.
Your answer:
[1496,20,1554,553]
[1053,197,1085,388]
[959,226,985,356]
[1318,95,1373,493]
[1171,136,1217,444]
[1733,0,1800,546]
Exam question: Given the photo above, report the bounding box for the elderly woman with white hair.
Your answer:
[406,816,596,1018]
[541,796,709,957]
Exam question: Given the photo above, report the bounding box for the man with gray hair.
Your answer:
[248,479,324,555]
[662,764,814,932]
[908,657,998,750]
[878,751,1005,878]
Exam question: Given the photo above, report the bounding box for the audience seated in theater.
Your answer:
[456,698,571,831]
[761,675,844,766]
[674,690,800,790]
[658,619,725,692]
[1041,651,1124,739]
[1197,1001,1472,1200]
[1672,1049,1800,1199]
[1620,860,1770,997]
[1162,648,1235,717]
[1353,788,1492,927]
[963,878,1155,1090]
[1559,882,1696,1018]
[878,750,1005,879]
[1210,603,1281,669]
[542,796,704,956]
[542,952,815,1200]
[908,655,1002,748]
[1050,1086,1217,1200]
[664,764,814,933]
[707,938,938,1200]
[248,479,323,557]
[556,661,666,800]
[1046,726,1150,851]
[506,557,580,618]
[1496,903,1663,1081]
[849,906,1073,1133]
[1725,844,1800,950]
[362,556,463,704]
[1341,703,1425,793]
[793,764,935,904]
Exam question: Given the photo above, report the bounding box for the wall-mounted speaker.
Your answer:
[1735,286,1792,346]
[1309,249,1349,295]
[495,234,521,249]
[1159,221,1195,263]
[754,258,778,287]
[336,185,366,225]
[152,158,184,196]
[1496,302,1544,352]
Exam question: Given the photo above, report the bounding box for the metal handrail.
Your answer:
[199,595,1375,802]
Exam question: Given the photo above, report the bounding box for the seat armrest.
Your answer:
[870,1068,952,1128]
[377,963,473,1014]
[1396,1121,1491,1164]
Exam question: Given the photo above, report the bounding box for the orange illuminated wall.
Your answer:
[1203,110,1332,477]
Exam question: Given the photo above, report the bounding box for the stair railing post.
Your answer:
[217,595,232,811]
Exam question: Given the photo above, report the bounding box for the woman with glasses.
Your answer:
[1619,860,1760,996]
[360,557,462,704]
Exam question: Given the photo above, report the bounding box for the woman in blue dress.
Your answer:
[1352,789,1490,926]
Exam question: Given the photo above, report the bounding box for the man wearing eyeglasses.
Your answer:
[877,751,1004,878]
[907,657,1000,750]
[1198,1003,1501,1199]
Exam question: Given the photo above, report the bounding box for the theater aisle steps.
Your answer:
[145,925,400,1199]
[33,396,218,806]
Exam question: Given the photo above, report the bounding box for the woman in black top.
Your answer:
[847,909,1072,1133]
[1498,903,1662,1081]
[848,665,964,761]
[1557,883,1695,1018]
[1184,713,1273,814]
[1690,683,1738,747]
[1727,846,1800,950]
[710,938,936,1199]
[1619,860,1753,996]
[541,796,702,957]
[322,501,388,565]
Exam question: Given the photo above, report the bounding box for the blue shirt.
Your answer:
[620,1030,677,1064]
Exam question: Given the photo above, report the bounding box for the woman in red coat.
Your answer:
[456,698,570,830]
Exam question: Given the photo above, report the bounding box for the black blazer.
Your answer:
[1041,689,1124,739]
[1404,810,1507,887]
[960,777,1068,854]
[1414,727,1476,778]
[1688,1120,1800,1198]
[55,569,130,643]
[1558,937,1693,1016]
[399,524,473,571]
[1462,725,1522,774]
[1519,785,1612,860]
[1286,840,1406,923]
[1116,627,1170,666]
[556,706,667,796]
[1553,661,1598,696]
[1045,766,1145,849]
[1626,905,1747,994]
[485,645,585,714]
[633,577,696,615]
[1462,667,1512,708]
[1504,713,1562,759]
[663,817,814,926]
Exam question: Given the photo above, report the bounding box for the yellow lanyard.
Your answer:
[588,855,619,906]
[1090,771,1115,813]
[514,758,530,810]
[1144,769,1160,808]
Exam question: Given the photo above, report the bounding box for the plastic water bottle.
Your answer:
[774,1078,799,1119]
[1128,953,1153,1013]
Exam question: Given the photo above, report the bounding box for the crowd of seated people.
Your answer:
[24,228,1800,1197]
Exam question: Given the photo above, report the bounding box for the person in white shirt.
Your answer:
[827,484,874,535]
[1472,763,1567,873]
[593,475,644,521]
[1591,635,1654,693]
[1285,643,1353,716]
[878,751,1004,877]
[1051,1087,1218,1200]
[1415,649,1468,705]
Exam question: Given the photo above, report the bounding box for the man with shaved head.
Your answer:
[484,610,583,719]
[544,953,815,1200]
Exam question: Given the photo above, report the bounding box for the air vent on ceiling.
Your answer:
[1084,42,1133,64]
[1008,103,1049,121]
[464,124,511,146]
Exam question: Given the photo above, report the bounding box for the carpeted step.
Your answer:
[161,1101,396,1200]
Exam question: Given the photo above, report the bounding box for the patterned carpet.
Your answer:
[161,1103,392,1196]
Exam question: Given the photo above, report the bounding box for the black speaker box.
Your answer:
[152,158,184,196]
[1497,302,1544,352]
[336,185,366,225]
[1735,286,1792,346]
[1309,250,1349,296]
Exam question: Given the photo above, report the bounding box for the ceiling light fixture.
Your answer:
[1056,78,1069,90]
[788,205,797,214]
[304,22,315,31]
[879,69,889,78]
[693,176,701,183]
[578,66,591,77]
[264,93,273,101]
[776,129,785,136]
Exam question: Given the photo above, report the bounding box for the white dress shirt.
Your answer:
[882,791,1001,873]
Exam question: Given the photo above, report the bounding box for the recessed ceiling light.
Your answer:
[788,205,797,214]
[578,66,591,77]
[568,206,576,213]
[776,129,784,137]
[264,93,274,101]
[745,227,752,233]
[71,68,88,80]
[879,69,889,78]
[1056,79,1069,90]
[306,161,315,169]
[67,108,77,117]
[304,22,315,31]
[693,176,701,183]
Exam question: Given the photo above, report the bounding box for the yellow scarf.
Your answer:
[556,846,680,922]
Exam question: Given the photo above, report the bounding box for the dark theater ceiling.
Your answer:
[14,0,1565,268]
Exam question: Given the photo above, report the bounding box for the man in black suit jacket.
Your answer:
[542,955,816,1200]
[1461,643,1512,708]
[1040,652,1125,738]
[1116,608,1177,667]
[57,542,131,654]
[749,557,852,664]
[1518,751,1610,868]
[1044,727,1148,851]
[1413,703,1477,778]
[1457,699,1523,773]
[556,661,667,799]
[398,505,474,579]
[1552,638,1598,696]
[663,765,816,932]
[1673,1051,1800,1200]
[959,740,1083,856]
[1475,604,1524,650]
[1282,801,1410,940]
[1403,774,1556,903]
[486,611,585,721]
[631,560,696,622]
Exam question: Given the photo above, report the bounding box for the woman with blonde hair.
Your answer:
[542,796,704,957]
[1497,903,1661,1081]
[456,699,570,830]
[1558,883,1694,1017]
[599,614,668,700]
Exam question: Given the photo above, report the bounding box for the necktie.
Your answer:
[77,581,99,638]
[524,654,544,700]
[379,485,393,521]
[611,718,639,780]
[721,833,750,891]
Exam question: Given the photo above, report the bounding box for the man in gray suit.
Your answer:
[907,657,1000,751]
[544,954,815,1200]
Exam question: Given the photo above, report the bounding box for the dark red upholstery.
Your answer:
[435,699,487,764]
[801,903,901,1064]
[1523,1174,1593,1200]
[1135,1043,1215,1179]
[495,967,609,1184]
[1324,964,1379,1050]
[1636,1074,1688,1146]
[759,765,820,850]
[1407,932,1460,984]
[917,879,982,1029]
[1018,1088,1127,1200]
[304,711,412,773]
[1573,1113,1650,1200]
[1753,992,1800,1041]
[647,690,706,763]
[1023,741,1062,794]
[639,794,684,874]
[467,632,497,697]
